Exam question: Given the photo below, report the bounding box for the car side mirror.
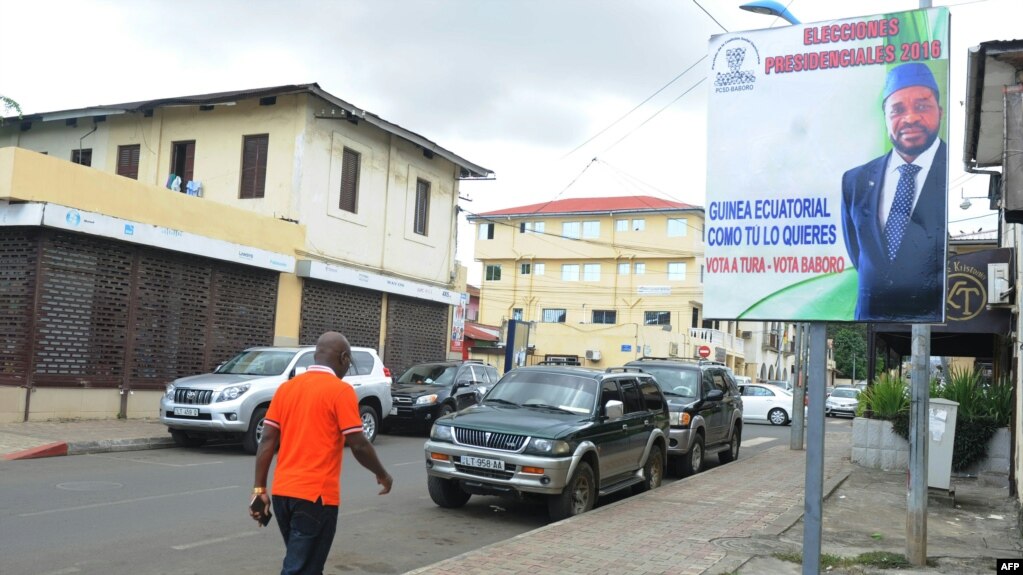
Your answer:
[705,389,725,401]
[604,399,624,420]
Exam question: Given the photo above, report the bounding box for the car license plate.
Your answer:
[461,456,504,470]
[173,407,199,417]
[389,407,397,416]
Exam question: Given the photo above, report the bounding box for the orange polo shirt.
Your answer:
[264,365,363,506]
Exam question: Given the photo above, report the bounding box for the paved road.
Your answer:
[0,418,851,575]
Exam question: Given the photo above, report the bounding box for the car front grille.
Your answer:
[454,428,527,452]
[392,396,413,404]
[173,388,214,405]
[454,462,516,480]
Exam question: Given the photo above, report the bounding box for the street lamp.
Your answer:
[739,0,801,25]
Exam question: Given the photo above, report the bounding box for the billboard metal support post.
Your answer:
[908,324,931,565]
[803,322,826,573]
[791,322,806,450]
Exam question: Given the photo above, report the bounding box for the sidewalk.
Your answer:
[1,420,1019,574]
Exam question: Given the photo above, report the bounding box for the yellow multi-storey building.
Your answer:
[467,196,777,376]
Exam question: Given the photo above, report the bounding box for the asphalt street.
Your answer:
[0,418,853,575]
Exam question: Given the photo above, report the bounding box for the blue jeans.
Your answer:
[272,495,339,575]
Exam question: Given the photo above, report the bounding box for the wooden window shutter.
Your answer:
[339,147,360,213]
[240,134,269,199]
[116,145,140,179]
[414,179,430,236]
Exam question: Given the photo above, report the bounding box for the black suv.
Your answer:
[424,365,669,520]
[623,358,743,477]
[388,360,499,433]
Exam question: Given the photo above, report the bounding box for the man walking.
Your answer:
[250,331,393,575]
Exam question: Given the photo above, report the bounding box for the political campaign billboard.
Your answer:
[704,7,949,323]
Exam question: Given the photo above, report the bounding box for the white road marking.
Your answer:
[393,459,422,467]
[18,485,239,517]
[742,437,776,447]
[172,531,261,550]
[36,568,81,575]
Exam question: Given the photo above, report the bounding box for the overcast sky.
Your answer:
[2,0,1020,283]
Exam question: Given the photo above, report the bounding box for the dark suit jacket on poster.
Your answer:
[841,140,947,322]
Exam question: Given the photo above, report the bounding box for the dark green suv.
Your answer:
[424,365,669,521]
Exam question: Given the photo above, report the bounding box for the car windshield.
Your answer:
[215,350,294,376]
[397,365,458,386]
[831,388,858,398]
[633,366,700,397]
[485,371,597,414]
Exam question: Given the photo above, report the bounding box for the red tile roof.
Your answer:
[476,196,698,217]
[464,322,500,342]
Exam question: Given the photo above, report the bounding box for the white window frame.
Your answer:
[534,263,546,276]
[632,218,645,231]
[618,262,630,275]
[668,218,688,237]
[582,220,600,238]
[582,263,600,282]
[634,262,646,275]
[485,264,501,281]
[615,219,628,232]
[562,221,581,239]
[561,264,580,282]
[478,223,494,240]
[668,262,687,281]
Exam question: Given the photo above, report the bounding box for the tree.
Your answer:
[1,95,22,126]
[828,323,866,381]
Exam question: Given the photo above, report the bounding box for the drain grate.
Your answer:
[712,536,801,555]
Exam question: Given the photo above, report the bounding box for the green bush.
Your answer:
[885,366,1012,471]
[856,372,908,419]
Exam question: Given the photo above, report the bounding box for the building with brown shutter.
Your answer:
[0,84,491,422]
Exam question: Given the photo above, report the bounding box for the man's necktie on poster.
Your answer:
[884,163,921,261]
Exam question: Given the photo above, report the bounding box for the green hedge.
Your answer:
[860,368,1011,472]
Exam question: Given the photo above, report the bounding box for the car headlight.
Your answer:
[415,394,439,406]
[214,384,250,402]
[164,384,175,400]
[430,423,454,442]
[669,411,691,426]
[525,438,570,455]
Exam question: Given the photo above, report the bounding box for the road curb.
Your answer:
[67,437,177,455]
[3,441,68,460]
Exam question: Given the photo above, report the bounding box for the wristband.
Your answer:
[252,487,266,495]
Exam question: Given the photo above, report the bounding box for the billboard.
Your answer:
[704,8,949,323]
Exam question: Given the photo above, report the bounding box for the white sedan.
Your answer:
[738,383,794,425]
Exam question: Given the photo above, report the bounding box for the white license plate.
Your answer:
[389,407,397,416]
[173,407,199,417]
[461,456,505,470]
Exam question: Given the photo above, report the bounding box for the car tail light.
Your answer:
[383,367,392,378]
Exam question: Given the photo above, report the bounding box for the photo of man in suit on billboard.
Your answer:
[841,62,947,322]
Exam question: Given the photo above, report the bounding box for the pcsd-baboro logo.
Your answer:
[712,37,760,94]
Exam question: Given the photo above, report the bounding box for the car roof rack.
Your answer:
[603,367,647,374]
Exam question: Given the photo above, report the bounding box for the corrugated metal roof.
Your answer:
[470,195,699,219]
[4,83,492,179]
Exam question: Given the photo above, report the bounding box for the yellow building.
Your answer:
[467,196,794,377]
[0,84,490,422]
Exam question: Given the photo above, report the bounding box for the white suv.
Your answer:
[160,346,392,453]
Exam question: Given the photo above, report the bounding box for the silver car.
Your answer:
[160,346,392,452]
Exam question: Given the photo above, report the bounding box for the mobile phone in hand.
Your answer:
[250,495,272,527]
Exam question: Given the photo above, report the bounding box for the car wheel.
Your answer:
[427,476,471,508]
[548,461,596,521]
[242,406,267,454]
[768,408,790,426]
[170,429,206,448]
[360,405,379,443]
[633,444,664,494]
[438,403,455,418]
[718,424,741,464]
[681,433,704,477]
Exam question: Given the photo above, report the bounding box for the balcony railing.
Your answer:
[688,327,744,355]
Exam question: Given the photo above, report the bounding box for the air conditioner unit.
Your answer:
[668,342,679,356]
[741,331,753,339]
[585,349,602,361]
